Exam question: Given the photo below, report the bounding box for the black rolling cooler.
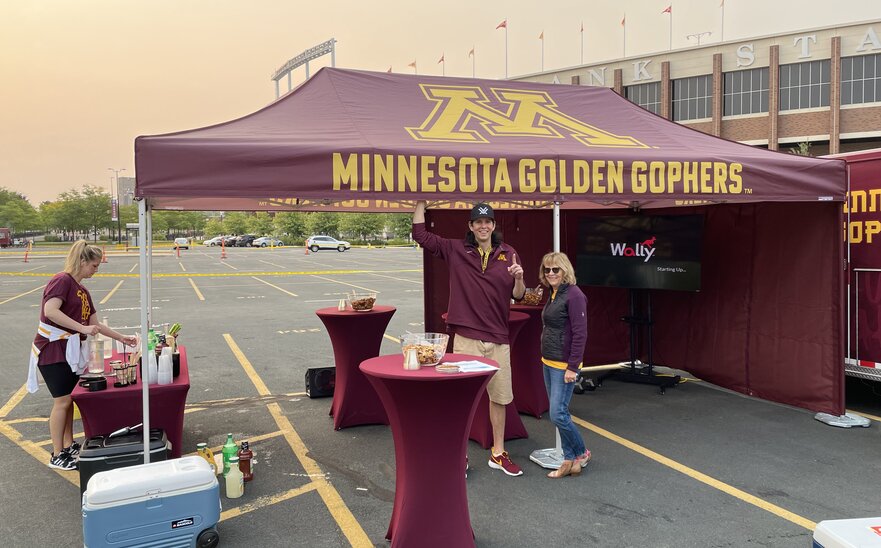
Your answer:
[79,428,170,494]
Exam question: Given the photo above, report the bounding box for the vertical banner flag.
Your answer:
[111,198,118,222]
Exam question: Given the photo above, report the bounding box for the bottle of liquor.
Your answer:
[238,441,254,482]
[221,433,238,476]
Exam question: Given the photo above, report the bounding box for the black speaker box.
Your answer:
[305,367,336,398]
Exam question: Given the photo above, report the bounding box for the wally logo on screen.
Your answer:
[610,236,657,262]
[406,84,647,149]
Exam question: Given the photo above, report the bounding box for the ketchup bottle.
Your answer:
[238,440,254,482]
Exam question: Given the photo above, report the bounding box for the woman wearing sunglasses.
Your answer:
[539,252,591,478]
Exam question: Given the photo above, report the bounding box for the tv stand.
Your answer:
[597,289,680,394]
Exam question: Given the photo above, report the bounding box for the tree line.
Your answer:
[0,186,413,243]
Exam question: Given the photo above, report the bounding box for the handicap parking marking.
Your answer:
[570,414,817,531]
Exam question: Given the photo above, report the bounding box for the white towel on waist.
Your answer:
[27,321,88,393]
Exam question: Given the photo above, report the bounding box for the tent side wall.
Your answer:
[424,203,845,415]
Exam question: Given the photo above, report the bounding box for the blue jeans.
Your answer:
[543,365,586,461]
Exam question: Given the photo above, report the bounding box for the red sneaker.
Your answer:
[488,450,523,477]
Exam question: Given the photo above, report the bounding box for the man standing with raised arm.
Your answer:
[413,200,527,476]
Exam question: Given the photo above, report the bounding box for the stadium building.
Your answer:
[515,19,881,155]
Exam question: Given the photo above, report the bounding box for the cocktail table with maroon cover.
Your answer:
[510,303,550,418]
[360,353,496,548]
[316,305,395,429]
[71,346,190,458]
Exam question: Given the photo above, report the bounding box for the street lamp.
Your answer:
[686,31,712,46]
[108,167,125,243]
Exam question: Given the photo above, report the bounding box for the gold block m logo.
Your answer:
[406,84,647,148]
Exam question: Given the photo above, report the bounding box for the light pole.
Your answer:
[108,168,125,242]
[686,31,712,46]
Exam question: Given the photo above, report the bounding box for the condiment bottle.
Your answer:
[404,348,419,370]
[196,442,218,475]
[238,441,254,482]
[221,433,238,476]
[225,456,244,498]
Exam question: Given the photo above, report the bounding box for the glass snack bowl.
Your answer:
[347,292,377,312]
[521,286,544,306]
[401,332,449,366]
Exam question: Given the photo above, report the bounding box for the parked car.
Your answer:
[220,235,238,247]
[234,234,257,247]
[252,237,284,247]
[203,236,224,247]
[306,235,351,252]
[173,237,189,250]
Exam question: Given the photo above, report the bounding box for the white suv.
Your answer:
[306,236,350,252]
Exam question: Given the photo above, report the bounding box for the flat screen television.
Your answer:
[576,214,703,291]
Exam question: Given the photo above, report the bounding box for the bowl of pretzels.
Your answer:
[401,332,449,366]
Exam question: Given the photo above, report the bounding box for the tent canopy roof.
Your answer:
[135,67,845,211]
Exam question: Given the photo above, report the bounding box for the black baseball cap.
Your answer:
[470,203,494,221]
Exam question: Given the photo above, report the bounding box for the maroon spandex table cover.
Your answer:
[71,346,190,458]
[360,353,496,548]
[316,305,395,429]
[509,304,549,418]
[461,311,530,448]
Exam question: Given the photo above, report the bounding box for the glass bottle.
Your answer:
[221,433,238,476]
[238,441,254,482]
[196,442,217,475]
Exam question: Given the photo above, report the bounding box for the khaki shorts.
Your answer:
[453,334,513,405]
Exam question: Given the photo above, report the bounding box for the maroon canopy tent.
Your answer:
[135,67,847,414]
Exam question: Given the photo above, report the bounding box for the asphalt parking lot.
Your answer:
[1,243,880,547]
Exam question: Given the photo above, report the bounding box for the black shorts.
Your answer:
[38,362,80,398]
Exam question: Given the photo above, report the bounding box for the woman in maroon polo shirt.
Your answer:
[32,241,137,470]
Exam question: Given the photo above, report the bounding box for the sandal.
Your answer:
[547,460,582,478]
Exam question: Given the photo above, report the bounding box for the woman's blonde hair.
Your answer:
[538,252,577,287]
[64,240,103,275]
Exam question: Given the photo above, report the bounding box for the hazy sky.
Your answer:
[1,1,878,205]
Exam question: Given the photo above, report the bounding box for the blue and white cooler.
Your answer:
[83,456,221,548]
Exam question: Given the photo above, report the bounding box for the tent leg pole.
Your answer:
[138,199,152,463]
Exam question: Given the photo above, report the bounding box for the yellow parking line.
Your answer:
[0,384,28,419]
[221,482,320,522]
[223,334,371,547]
[252,276,298,297]
[570,415,816,530]
[310,274,378,293]
[383,334,401,343]
[100,280,124,305]
[179,262,187,272]
[188,277,205,301]
[0,268,421,278]
[0,283,44,305]
[0,420,79,486]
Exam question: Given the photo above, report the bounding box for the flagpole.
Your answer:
[505,18,509,78]
[720,0,725,42]
[622,14,626,58]
[471,47,476,78]
[580,23,584,65]
[669,7,673,50]
[541,33,544,72]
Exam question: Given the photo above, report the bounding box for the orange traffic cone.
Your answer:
[101,244,108,263]
[221,239,227,260]
[304,240,309,255]
[22,242,30,263]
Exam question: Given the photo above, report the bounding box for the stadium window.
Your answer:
[778,59,830,110]
[842,53,881,105]
[671,74,712,121]
[624,82,661,115]
[723,67,769,116]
